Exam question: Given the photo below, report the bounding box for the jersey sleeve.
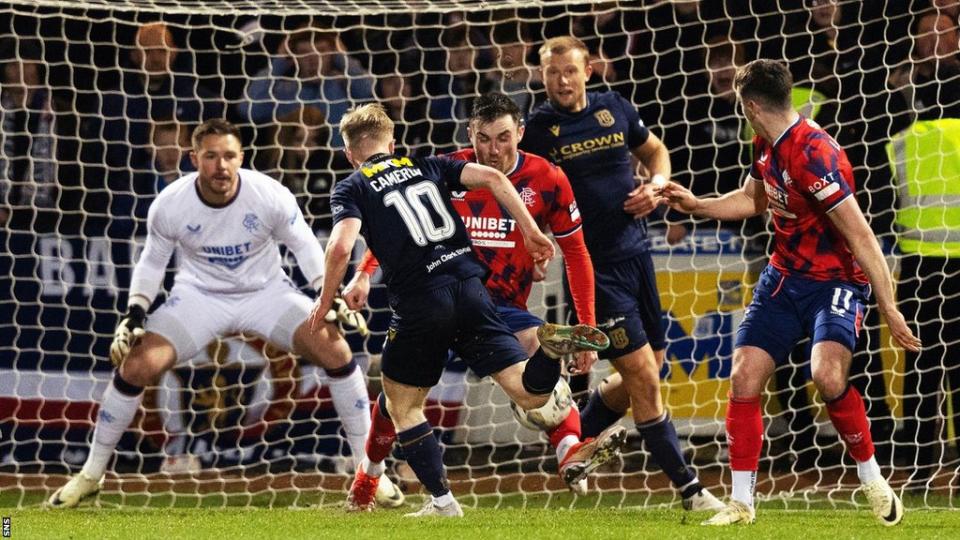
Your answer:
[330,176,363,225]
[616,93,650,149]
[795,136,853,213]
[128,198,176,309]
[546,165,582,238]
[271,185,325,289]
[421,156,469,192]
[518,118,547,157]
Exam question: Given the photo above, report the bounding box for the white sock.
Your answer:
[361,456,384,477]
[555,435,579,463]
[81,380,143,479]
[856,456,883,484]
[326,366,372,469]
[432,491,455,507]
[731,470,756,508]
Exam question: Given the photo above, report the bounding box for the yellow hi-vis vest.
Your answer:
[886,118,960,257]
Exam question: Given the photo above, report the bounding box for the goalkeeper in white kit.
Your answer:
[49,119,403,508]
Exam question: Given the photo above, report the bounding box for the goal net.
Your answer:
[2,0,958,509]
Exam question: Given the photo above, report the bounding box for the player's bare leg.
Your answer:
[293,320,372,476]
[49,333,176,508]
[702,345,774,526]
[379,376,463,518]
[811,341,902,526]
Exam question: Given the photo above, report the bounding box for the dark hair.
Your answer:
[734,59,793,110]
[471,92,521,126]
[191,118,241,149]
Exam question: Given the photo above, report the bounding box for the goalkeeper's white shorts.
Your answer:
[145,278,312,364]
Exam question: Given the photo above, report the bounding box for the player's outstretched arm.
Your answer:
[659,176,767,221]
[460,162,555,263]
[309,217,361,333]
[112,204,175,367]
[826,198,922,352]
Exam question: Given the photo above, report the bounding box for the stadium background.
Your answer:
[1,0,959,521]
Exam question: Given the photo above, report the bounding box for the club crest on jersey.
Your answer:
[594,109,615,128]
[519,187,537,207]
[243,213,261,232]
[549,125,560,137]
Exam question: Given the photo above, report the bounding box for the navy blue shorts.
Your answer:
[735,266,869,364]
[594,252,666,359]
[381,277,528,388]
[496,303,544,333]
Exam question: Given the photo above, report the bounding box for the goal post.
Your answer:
[1,0,957,509]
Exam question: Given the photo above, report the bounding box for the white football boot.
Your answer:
[701,500,756,526]
[404,498,464,518]
[558,425,627,491]
[683,487,726,511]
[862,479,904,527]
[47,472,103,508]
[375,474,406,508]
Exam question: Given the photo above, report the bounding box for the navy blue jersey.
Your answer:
[331,154,486,297]
[522,91,650,262]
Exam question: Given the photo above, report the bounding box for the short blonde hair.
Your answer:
[340,104,394,150]
[538,36,589,65]
[136,22,175,49]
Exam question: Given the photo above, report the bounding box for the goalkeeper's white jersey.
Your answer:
[130,168,324,300]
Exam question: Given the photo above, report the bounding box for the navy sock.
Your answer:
[636,413,699,496]
[522,347,561,395]
[397,421,449,497]
[580,389,623,439]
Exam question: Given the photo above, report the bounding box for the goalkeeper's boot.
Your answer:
[404,497,464,518]
[346,470,380,512]
[683,487,726,511]
[47,472,103,509]
[701,500,755,525]
[537,323,610,357]
[375,474,405,508]
[862,479,904,526]
[559,425,627,491]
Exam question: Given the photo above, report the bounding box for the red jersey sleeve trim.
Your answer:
[357,249,380,275]
[552,223,583,239]
[556,229,596,326]
[823,192,853,214]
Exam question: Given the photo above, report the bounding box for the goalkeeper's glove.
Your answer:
[325,297,369,336]
[110,305,146,367]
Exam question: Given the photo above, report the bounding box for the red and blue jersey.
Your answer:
[750,117,867,284]
[448,148,582,310]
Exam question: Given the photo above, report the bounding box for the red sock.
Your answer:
[365,399,397,464]
[825,385,875,462]
[547,408,582,450]
[727,395,763,471]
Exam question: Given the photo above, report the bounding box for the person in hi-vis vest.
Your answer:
[887,117,960,489]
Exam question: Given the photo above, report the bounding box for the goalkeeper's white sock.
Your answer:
[856,456,883,484]
[81,377,143,480]
[731,470,756,508]
[361,456,385,477]
[325,360,372,469]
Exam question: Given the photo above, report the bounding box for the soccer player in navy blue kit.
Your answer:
[660,59,921,526]
[308,104,609,517]
[520,36,724,511]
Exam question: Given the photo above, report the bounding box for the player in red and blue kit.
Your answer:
[521,36,724,511]
[660,59,921,527]
[310,104,610,517]
[344,93,626,501]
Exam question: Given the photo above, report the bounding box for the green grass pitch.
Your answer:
[3,491,959,540]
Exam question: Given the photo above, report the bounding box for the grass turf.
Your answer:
[3,492,959,540]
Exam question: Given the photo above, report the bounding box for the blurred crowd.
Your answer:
[1,0,958,488]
